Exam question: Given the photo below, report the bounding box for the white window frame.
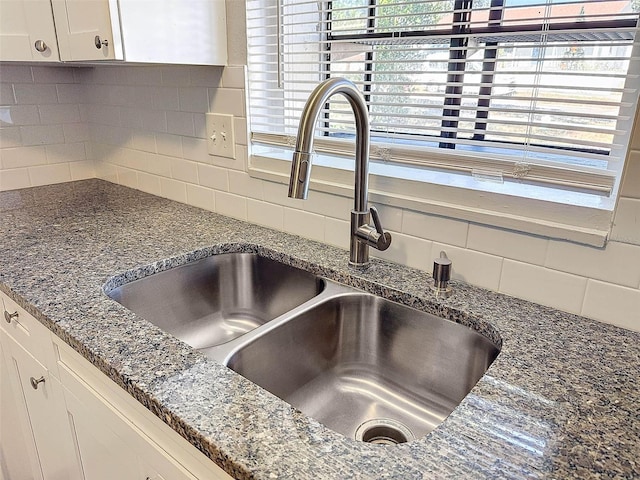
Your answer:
[246,1,640,247]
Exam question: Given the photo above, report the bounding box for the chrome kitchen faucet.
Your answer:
[288,77,392,267]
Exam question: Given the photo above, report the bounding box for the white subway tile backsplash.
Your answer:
[402,210,468,248]
[324,217,350,250]
[29,163,71,187]
[283,208,325,243]
[5,64,637,333]
[19,125,65,146]
[186,184,215,211]
[621,150,640,199]
[500,260,587,315]
[13,84,58,104]
[467,224,548,265]
[56,83,84,104]
[198,163,229,191]
[0,84,15,104]
[139,108,167,132]
[178,87,209,113]
[31,66,77,84]
[545,239,640,288]
[0,127,22,148]
[125,66,163,86]
[0,168,30,190]
[130,131,156,153]
[263,180,305,209]
[62,123,89,143]
[119,107,143,129]
[193,113,206,138]
[371,202,404,233]
[155,133,183,157]
[302,190,351,220]
[208,88,245,117]
[247,199,284,230]
[233,116,248,146]
[167,110,195,137]
[137,172,162,196]
[1,105,39,126]
[171,158,198,184]
[433,242,503,291]
[69,160,95,181]
[611,197,640,246]
[160,177,187,203]
[116,166,138,189]
[582,280,640,331]
[228,170,264,200]
[374,232,432,271]
[216,191,247,220]
[182,136,208,162]
[46,143,86,163]
[221,66,246,89]
[161,66,191,87]
[146,153,172,178]
[151,86,180,111]
[38,104,81,124]
[0,65,33,83]
[189,66,223,87]
[1,146,46,169]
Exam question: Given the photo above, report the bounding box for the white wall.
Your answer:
[0,65,94,189]
[0,49,638,331]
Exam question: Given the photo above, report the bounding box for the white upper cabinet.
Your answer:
[1,0,227,65]
[50,0,122,61]
[0,0,61,61]
[51,0,227,64]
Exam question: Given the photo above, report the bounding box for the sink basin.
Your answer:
[226,293,499,444]
[107,253,324,348]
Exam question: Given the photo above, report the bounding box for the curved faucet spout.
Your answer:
[288,77,391,267]
[288,77,369,212]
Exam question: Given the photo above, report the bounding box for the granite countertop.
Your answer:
[0,179,638,479]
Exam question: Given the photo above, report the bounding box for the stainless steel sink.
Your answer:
[225,293,499,444]
[107,253,324,348]
[107,252,500,444]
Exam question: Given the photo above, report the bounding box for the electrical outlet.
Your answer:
[206,113,236,159]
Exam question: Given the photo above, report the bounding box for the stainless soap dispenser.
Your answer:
[430,251,452,298]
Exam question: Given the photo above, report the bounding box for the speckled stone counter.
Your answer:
[1,179,638,479]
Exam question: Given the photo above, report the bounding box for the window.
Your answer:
[246,0,640,243]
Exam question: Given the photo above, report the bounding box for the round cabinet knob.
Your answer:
[94,35,109,49]
[30,376,45,390]
[34,40,48,53]
[4,310,18,324]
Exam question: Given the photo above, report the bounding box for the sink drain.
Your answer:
[354,419,415,445]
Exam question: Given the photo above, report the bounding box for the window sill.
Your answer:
[249,146,615,247]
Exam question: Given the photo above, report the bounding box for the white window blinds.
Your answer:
[246,0,640,194]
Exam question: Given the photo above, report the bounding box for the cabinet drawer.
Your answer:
[0,291,58,376]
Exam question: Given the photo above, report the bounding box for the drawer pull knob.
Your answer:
[4,311,18,324]
[94,35,109,49]
[30,376,45,390]
[34,40,48,52]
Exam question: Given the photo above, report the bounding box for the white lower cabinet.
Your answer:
[0,291,232,480]
[0,337,40,480]
[0,330,82,480]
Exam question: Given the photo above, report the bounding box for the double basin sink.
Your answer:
[106,252,499,445]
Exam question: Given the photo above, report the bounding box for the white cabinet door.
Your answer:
[51,0,123,61]
[0,338,40,480]
[0,330,82,480]
[64,386,140,480]
[0,0,60,61]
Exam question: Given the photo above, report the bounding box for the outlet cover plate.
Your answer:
[206,113,236,159]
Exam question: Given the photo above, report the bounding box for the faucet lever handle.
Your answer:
[369,206,384,235]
